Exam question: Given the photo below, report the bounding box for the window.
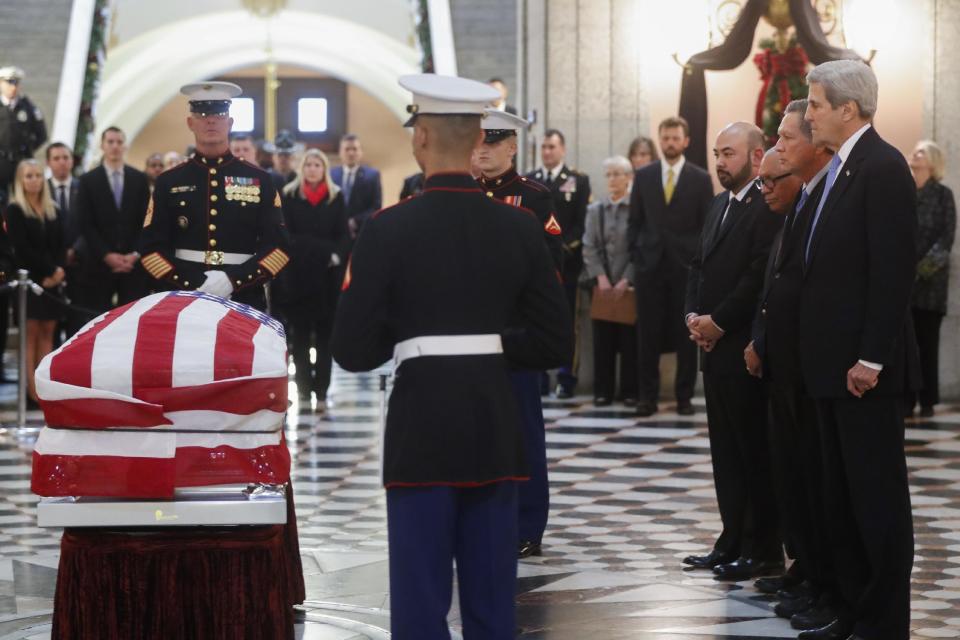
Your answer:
[298,98,328,133]
[230,98,255,132]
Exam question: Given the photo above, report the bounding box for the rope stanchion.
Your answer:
[15,270,29,429]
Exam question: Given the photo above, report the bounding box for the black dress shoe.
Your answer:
[713,557,785,581]
[622,397,638,407]
[754,574,801,594]
[594,397,612,407]
[635,402,657,417]
[920,405,935,418]
[555,384,573,399]
[682,549,733,569]
[792,604,839,630]
[676,400,695,416]
[518,541,542,558]
[777,580,815,601]
[774,595,814,619]
[796,619,853,640]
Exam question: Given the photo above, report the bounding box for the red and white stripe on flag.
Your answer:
[31,291,291,498]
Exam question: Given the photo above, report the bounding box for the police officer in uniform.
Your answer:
[475,108,561,559]
[331,74,572,639]
[140,82,290,311]
[0,66,47,205]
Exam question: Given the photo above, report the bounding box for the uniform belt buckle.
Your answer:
[204,250,225,266]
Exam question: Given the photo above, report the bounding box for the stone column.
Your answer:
[925,0,960,400]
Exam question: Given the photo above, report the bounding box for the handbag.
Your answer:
[588,202,637,325]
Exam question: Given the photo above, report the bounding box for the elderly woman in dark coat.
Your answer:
[907,140,956,418]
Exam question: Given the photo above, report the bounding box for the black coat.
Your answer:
[139,152,291,307]
[48,177,84,257]
[798,126,920,398]
[3,202,64,284]
[399,172,424,200]
[685,185,781,374]
[478,168,564,269]
[525,164,591,282]
[628,159,714,274]
[76,164,150,276]
[752,180,825,384]
[277,188,349,306]
[331,172,572,487]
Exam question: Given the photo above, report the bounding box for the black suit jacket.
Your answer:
[76,164,150,276]
[48,177,82,254]
[399,172,424,200]
[685,185,781,374]
[331,165,383,231]
[628,159,714,275]
[798,126,920,398]
[752,179,825,384]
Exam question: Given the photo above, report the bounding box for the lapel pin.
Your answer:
[845,170,850,177]
[746,196,752,204]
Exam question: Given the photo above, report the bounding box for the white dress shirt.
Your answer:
[661,155,686,190]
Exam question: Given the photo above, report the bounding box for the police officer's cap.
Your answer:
[0,66,25,83]
[262,129,304,155]
[399,74,500,127]
[180,81,242,116]
[481,108,528,143]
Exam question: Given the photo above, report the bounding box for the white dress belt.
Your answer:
[175,249,254,265]
[393,334,503,368]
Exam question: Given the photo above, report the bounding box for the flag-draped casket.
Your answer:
[31,291,290,498]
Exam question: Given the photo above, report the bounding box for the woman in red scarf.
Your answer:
[278,149,349,412]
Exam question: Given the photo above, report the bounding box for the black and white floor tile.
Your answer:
[0,364,957,638]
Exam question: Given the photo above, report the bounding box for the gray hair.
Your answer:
[783,99,813,141]
[807,59,878,119]
[916,140,946,182]
[602,155,633,175]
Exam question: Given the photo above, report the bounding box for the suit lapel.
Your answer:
[701,196,728,258]
[96,166,119,215]
[706,190,754,257]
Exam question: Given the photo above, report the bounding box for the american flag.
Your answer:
[31,291,290,499]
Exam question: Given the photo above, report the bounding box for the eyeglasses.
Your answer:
[754,172,793,190]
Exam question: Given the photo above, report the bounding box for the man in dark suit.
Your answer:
[628,116,714,416]
[526,129,591,397]
[46,142,85,340]
[794,60,917,640]
[74,127,151,322]
[488,77,518,115]
[681,122,782,580]
[746,101,838,632]
[331,133,382,239]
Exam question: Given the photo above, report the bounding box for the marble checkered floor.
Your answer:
[0,365,958,638]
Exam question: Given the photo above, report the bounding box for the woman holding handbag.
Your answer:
[582,156,637,406]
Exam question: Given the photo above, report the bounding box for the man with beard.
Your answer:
[682,122,782,581]
[627,116,714,416]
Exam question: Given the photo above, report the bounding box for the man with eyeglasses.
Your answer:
[747,99,839,637]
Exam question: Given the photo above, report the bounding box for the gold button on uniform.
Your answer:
[209,239,217,247]
[210,208,218,216]
[210,194,218,202]
[209,224,216,231]
[209,168,217,175]
[486,191,493,197]
[210,180,218,187]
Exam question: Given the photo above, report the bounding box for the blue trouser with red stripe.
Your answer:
[386,482,518,640]
[512,370,549,543]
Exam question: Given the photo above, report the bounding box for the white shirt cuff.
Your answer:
[858,359,883,371]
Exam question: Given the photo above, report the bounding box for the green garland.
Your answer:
[73,0,110,163]
[753,36,809,146]
[414,0,435,73]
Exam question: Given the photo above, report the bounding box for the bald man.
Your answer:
[682,123,783,581]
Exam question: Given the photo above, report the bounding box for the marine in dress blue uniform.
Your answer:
[476,108,561,559]
[139,82,290,312]
[331,75,572,639]
[0,66,47,205]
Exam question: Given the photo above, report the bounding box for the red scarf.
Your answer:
[303,181,329,206]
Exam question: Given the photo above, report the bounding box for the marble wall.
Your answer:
[519,0,960,399]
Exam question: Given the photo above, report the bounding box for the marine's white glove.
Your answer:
[197,270,234,299]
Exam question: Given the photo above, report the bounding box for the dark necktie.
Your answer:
[57,185,67,213]
[343,169,354,205]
